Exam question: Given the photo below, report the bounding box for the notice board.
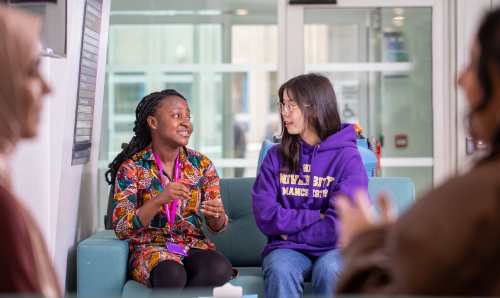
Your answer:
[72,0,102,165]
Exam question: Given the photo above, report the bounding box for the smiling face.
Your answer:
[147,95,193,147]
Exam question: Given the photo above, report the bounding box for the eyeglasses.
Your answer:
[279,101,310,114]
[280,101,299,114]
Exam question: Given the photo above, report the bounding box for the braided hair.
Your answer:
[105,89,187,185]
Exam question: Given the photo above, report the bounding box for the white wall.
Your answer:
[10,0,110,292]
[11,87,52,247]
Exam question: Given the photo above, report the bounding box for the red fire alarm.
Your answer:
[395,134,408,149]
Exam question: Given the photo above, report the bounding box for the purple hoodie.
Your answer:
[252,124,368,257]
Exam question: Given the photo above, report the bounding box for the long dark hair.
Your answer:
[278,73,341,173]
[105,89,187,185]
[473,8,500,160]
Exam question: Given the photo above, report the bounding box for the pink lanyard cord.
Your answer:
[153,151,181,227]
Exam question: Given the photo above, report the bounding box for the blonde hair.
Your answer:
[0,6,41,153]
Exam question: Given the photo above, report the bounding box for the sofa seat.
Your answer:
[122,280,151,298]
[78,177,415,298]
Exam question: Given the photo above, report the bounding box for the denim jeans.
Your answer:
[262,248,342,298]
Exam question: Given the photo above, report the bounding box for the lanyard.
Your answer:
[153,150,181,228]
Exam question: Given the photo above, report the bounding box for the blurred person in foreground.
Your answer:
[0,5,60,297]
[336,7,500,295]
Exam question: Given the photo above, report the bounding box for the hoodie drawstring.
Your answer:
[306,144,320,201]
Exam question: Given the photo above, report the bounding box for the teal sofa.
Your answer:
[77,176,415,298]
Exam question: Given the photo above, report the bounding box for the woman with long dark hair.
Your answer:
[336,7,500,295]
[252,73,369,298]
[106,89,233,289]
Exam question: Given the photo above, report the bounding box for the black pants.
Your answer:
[149,249,233,289]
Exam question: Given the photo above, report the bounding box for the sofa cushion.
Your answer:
[122,280,151,298]
[77,231,129,298]
[205,177,266,267]
[257,139,275,172]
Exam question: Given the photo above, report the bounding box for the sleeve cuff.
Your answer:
[132,209,144,230]
[302,209,322,230]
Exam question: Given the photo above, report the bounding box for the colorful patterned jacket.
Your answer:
[112,145,228,252]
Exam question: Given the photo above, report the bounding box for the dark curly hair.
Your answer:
[473,8,500,160]
[105,89,187,185]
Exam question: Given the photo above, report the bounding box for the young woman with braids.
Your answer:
[106,89,233,289]
[335,7,500,295]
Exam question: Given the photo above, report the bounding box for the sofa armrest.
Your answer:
[77,230,129,298]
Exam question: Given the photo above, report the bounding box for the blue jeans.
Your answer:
[262,248,342,298]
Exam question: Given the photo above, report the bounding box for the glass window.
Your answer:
[98,1,278,228]
[304,7,433,195]
[114,82,145,114]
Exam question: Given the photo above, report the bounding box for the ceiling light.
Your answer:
[234,9,249,16]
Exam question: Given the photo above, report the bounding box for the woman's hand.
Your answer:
[335,191,395,248]
[137,182,191,227]
[201,199,227,230]
[156,182,191,205]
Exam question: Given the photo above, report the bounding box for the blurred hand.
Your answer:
[201,199,226,220]
[335,191,395,247]
[137,182,191,227]
[280,234,288,240]
[157,182,191,205]
[377,192,396,223]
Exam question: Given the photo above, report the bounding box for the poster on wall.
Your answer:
[71,0,102,165]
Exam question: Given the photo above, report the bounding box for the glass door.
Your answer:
[99,0,279,228]
[281,0,451,195]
